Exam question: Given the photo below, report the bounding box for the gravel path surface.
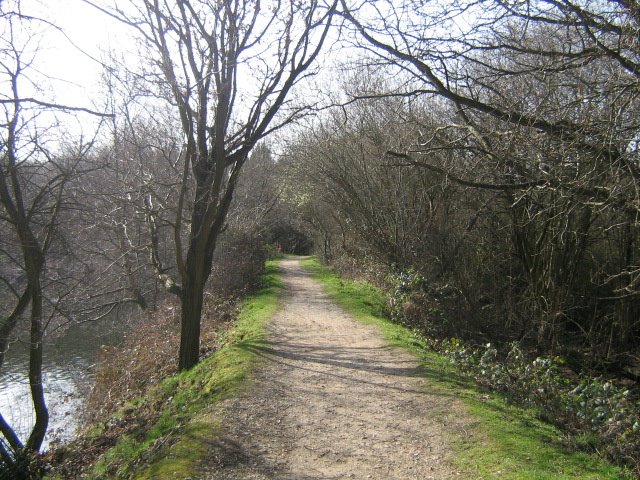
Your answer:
[200,257,470,479]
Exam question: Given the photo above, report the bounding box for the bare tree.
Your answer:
[0,2,111,468]
[91,0,338,370]
[332,0,640,364]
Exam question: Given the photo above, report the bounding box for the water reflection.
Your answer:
[0,314,127,451]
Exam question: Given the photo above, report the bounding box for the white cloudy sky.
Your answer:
[4,0,350,143]
[3,0,135,136]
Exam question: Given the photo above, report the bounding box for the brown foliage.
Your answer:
[43,292,238,479]
[83,295,236,425]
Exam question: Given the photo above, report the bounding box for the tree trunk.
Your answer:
[177,177,212,372]
[179,272,204,371]
[26,283,48,452]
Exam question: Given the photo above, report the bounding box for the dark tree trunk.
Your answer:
[179,273,204,371]
[26,283,48,451]
[177,177,212,371]
[177,181,233,371]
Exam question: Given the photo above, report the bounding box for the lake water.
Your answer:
[0,315,126,451]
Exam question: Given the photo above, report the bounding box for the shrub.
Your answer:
[387,269,459,338]
[209,228,268,295]
[381,266,640,474]
[441,339,640,475]
[0,446,44,480]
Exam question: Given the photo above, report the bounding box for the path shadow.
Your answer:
[254,341,421,377]
[233,340,450,397]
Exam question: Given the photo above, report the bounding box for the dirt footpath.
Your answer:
[201,258,470,479]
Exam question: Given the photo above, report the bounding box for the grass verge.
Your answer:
[301,257,632,480]
[65,260,283,480]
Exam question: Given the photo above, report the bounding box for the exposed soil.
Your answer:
[199,258,471,479]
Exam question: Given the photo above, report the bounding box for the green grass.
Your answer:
[301,257,632,480]
[83,260,283,479]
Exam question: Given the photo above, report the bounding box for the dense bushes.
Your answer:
[379,265,640,472]
[290,85,640,371]
[441,339,640,474]
[387,270,461,339]
[286,1,640,381]
[209,229,269,295]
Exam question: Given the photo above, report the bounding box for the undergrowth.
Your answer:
[45,261,283,479]
[302,256,634,479]
[83,293,238,426]
[441,339,640,474]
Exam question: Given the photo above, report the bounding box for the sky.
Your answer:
[4,0,353,146]
[38,0,118,97]
[6,0,134,136]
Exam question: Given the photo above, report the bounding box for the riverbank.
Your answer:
[44,261,283,479]
[0,312,129,452]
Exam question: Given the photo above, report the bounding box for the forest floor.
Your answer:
[198,257,471,479]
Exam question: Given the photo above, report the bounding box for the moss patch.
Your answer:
[133,419,219,480]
